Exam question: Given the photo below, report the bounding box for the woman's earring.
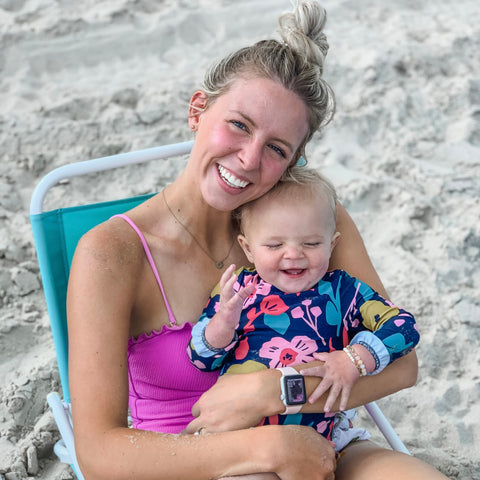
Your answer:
[296,155,307,167]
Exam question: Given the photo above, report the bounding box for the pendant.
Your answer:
[215,261,224,269]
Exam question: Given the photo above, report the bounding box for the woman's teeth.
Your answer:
[218,165,249,189]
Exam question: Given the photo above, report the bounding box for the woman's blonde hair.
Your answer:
[201,1,335,164]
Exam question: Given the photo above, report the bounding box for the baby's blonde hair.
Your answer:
[236,167,338,233]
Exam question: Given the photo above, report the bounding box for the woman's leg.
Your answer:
[335,440,449,480]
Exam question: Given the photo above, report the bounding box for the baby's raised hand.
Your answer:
[300,350,360,413]
[205,265,257,349]
[218,265,257,322]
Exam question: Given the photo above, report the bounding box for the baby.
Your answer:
[188,167,419,445]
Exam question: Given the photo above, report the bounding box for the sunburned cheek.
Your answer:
[210,126,240,152]
[264,160,289,185]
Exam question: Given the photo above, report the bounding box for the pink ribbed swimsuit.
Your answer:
[114,214,219,433]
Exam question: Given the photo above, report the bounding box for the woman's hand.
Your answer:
[187,369,282,434]
[265,425,336,480]
[214,425,336,480]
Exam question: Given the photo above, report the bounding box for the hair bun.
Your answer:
[278,1,329,74]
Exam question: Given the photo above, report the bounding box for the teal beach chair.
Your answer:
[29,141,410,478]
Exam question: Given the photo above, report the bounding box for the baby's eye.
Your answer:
[268,144,286,158]
[266,243,282,249]
[305,242,321,248]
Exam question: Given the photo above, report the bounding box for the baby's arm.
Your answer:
[204,264,256,348]
[188,265,256,371]
[301,275,420,412]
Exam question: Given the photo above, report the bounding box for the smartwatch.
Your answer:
[277,366,306,414]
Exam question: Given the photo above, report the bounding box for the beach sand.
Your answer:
[0,0,479,478]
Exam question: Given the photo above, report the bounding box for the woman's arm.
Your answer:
[67,224,335,480]
[330,202,389,298]
[328,203,419,399]
[187,352,417,434]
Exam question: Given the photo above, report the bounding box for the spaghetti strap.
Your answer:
[112,214,176,326]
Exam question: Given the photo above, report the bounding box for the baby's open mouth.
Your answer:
[282,269,306,276]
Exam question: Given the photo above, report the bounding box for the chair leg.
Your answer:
[364,401,411,455]
[47,392,86,479]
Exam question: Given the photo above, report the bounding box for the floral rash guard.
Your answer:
[188,268,419,441]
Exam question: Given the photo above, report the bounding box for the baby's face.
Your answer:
[238,191,339,294]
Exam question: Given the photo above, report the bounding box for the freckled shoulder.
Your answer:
[72,216,147,282]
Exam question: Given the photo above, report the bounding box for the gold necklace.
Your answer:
[162,189,235,269]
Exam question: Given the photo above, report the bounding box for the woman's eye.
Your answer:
[232,120,248,131]
[268,144,286,158]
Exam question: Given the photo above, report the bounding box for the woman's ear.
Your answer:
[188,90,208,131]
[237,234,255,264]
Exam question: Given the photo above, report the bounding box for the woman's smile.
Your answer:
[217,164,250,189]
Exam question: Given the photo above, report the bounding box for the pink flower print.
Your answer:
[255,279,272,297]
[316,421,329,434]
[243,294,256,309]
[259,335,317,368]
[291,303,326,346]
[350,318,360,328]
[291,306,304,319]
[240,273,261,309]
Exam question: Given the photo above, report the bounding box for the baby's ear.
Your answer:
[237,234,255,263]
[331,231,341,252]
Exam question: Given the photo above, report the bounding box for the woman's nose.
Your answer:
[239,140,262,170]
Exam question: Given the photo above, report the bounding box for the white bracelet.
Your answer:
[343,345,367,377]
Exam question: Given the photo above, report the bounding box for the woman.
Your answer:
[67,1,447,479]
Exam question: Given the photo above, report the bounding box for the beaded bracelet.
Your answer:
[343,345,367,377]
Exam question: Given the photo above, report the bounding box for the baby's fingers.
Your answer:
[307,379,331,405]
[324,384,342,413]
[219,264,237,290]
[237,282,255,300]
[339,385,352,412]
[300,365,325,378]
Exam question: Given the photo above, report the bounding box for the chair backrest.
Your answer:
[30,141,193,402]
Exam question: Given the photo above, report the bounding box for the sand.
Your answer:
[0,0,479,478]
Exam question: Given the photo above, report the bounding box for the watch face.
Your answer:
[285,375,306,405]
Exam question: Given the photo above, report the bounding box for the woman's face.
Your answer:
[189,76,309,211]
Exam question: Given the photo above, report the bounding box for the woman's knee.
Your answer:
[335,441,449,480]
